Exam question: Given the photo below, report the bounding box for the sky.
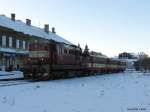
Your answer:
[0,0,150,57]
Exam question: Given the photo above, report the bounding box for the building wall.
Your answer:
[0,26,50,71]
[0,27,28,71]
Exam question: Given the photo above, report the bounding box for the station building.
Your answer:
[0,13,72,71]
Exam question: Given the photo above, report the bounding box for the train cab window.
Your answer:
[57,45,65,54]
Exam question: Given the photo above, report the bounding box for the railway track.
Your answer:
[0,79,35,87]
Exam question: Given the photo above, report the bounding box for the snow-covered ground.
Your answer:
[0,71,150,112]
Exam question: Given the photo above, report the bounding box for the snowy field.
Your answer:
[0,71,150,112]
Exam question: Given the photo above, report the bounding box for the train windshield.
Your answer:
[28,43,49,58]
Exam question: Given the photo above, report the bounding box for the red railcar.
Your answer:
[24,41,83,79]
[23,41,126,80]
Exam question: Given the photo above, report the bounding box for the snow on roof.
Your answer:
[0,15,73,45]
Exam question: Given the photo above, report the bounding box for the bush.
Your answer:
[135,57,150,72]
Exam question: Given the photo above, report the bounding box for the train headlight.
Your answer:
[28,58,31,61]
[41,58,44,62]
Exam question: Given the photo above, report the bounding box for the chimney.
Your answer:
[11,13,15,21]
[52,27,56,34]
[26,19,31,26]
[44,24,49,33]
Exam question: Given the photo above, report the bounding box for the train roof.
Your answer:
[90,51,108,59]
[0,15,73,45]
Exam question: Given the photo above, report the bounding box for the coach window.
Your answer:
[2,35,6,47]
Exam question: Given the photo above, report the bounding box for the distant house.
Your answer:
[0,13,72,71]
[118,52,137,59]
[118,52,138,69]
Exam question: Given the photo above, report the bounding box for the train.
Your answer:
[23,40,126,80]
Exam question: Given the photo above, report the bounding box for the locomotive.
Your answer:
[23,40,126,80]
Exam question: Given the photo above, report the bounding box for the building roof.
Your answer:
[0,15,73,45]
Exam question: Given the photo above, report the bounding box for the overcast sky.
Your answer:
[0,0,150,57]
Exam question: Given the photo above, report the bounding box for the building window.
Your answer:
[23,41,25,49]
[0,35,2,47]
[2,35,6,47]
[16,39,19,48]
[19,40,23,49]
[12,37,16,48]
[6,36,9,47]
[25,42,29,50]
[9,37,12,48]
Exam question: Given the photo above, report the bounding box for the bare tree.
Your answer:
[138,52,148,59]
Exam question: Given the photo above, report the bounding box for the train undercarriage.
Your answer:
[24,63,125,80]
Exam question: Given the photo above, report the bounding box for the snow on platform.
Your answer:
[0,71,150,112]
[0,71,13,76]
[0,71,23,79]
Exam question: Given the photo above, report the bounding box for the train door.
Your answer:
[3,53,14,71]
[49,42,57,69]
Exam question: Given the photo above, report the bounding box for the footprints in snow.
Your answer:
[1,96,15,106]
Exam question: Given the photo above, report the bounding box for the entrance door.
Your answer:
[5,55,13,71]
